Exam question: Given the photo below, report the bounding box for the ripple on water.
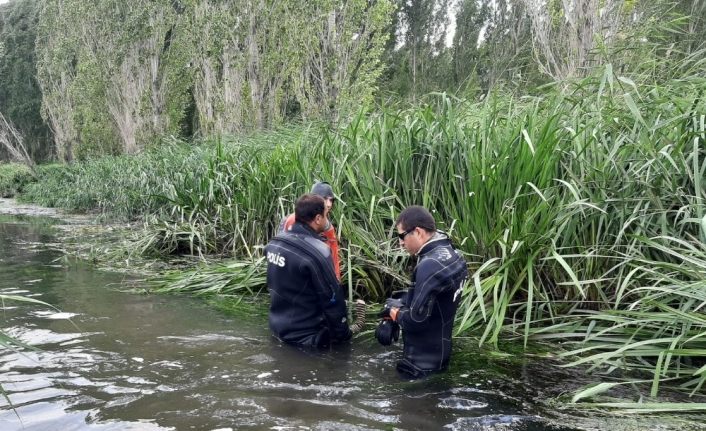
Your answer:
[58,376,111,388]
[244,353,276,364]
[4,327,97,346]
[444,414,545,431]
[438,396,489,411]
[157,334,247,345]
[342,404,399,424]
[0,373,53,393]
[0,288,31,295]
[32,310,80,320]
[150,360,184,369]
[0,387,75,408]
[312,421,382,431]
[359,398,393,409]
[256,381,359,398]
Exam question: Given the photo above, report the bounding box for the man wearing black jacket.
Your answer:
[379,205,468,378]
[265,194,351,348]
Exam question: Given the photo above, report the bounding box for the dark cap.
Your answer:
[310,181,334,199]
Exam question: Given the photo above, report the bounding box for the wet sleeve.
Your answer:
[321,225,341,281]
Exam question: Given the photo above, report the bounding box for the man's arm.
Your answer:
[320,225,341,281]
[393,264,444,331]
[308,258,351,343]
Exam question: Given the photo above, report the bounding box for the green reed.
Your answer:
[14,60,706,404]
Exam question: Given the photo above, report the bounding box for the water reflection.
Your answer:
[0,215,575,430]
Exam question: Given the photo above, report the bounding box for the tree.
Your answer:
[35,0,393,156]
[294,0,393,122]
[0,109,35,171]
[450,0,489,92]
[0,0,51,162]
[36,0,192,159]
[521,0,627,81]
[382,0,455,98]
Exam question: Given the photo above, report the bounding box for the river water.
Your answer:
[0,212,619,430]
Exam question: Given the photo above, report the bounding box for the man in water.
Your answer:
[266,194,351,347]
[279,181,341,281]
[377,205,468,378]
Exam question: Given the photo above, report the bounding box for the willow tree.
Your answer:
[36,0,192,159]
[294,0,393,122]
[35,0,80,161]
[187,0,392,132]
[36,0,392,156]
[188,1,249,135]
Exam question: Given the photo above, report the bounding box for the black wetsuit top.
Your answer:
[395,234,468,377]
[265,222,351,347]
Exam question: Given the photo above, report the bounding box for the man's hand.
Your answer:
[384,297,404,321]
[385,298,404,309]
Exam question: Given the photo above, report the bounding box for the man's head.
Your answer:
[311,181,335,216]
[295,194,328,233]
[395,205,436,255]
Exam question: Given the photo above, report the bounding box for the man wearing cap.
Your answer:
[377,205,468,378]
[279,181,341,281]
[266,194,351,347]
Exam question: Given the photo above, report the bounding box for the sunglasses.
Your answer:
[397,227,416,241]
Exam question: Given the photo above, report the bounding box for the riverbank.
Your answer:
[1,69,705,410]
[2,198,706,430]
[2,210,706,430]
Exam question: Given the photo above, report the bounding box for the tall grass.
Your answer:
[147,64,705,401]
[16,62,706,403]
[19,138,208,219]
[0,163,34,198]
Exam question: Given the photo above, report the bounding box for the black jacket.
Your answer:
[396,233,468,375]
[265,222,351,347]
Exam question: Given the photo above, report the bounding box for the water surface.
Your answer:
[0,213,582,430]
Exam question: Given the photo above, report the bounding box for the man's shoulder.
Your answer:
[301,234,331,259]
[269,230,331,260]
[419,241,457,265]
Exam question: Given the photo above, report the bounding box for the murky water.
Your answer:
[0,213,582,430]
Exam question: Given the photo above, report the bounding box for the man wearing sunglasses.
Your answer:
[266,194,351,348]
[378,205,468,378]
[279,181,341,281]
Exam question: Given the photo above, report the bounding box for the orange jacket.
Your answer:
[281,213,341,281]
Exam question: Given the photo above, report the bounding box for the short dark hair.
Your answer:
[396,205,436,233]
[295,194,325,224]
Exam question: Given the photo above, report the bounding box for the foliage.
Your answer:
[33,0,393,160]
[0,162,34,197]
[0,0,51,162]
[35,0,193,160]
[18,138,207,218]
[149,257,267,297]
[142,64,704,401]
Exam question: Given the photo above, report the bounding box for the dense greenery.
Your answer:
[3,0,704,163]
[0,162,33,197]
[2,0,706,411]
[0,0,51,161]
[27,0,393,161]
[8,59,705,404]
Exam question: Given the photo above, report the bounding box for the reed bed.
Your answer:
[15,62,706,404]
[0,162,34,197]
